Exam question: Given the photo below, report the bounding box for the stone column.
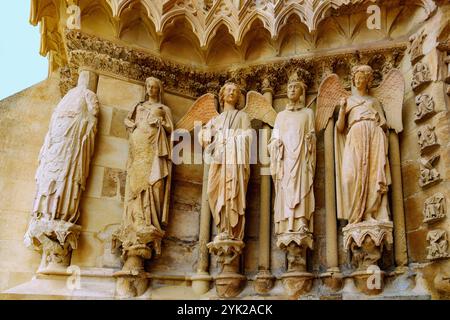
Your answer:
[254,86,276,294]
[191,163,213,294]
[191,94,219,295]
[321,117,343,291]
[389,132,408,269]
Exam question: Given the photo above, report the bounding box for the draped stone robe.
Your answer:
[204,110,252,241]
[30,86,98,225]
[269,107,316,234]
[24,85,98,254]
[335,95,392,224]
[122,102,173,238]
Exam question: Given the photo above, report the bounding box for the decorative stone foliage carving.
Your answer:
[427,230,449,261]
[423,193,446,224]
[24,71,99,273]
[61,30,405,97]
[409,30,427,64]
[412,62,432,91]
[414,94,435,122]
[418,125,439,154]
[419,155,441,188]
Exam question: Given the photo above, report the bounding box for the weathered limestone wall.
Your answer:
[397,7,450,299]
[0,73,62,292]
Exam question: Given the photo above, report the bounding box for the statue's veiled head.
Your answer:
[77,70,90,89]
[145,77,164,103]
[351,65,374,92]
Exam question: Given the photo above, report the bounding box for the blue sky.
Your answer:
[0,2,48,100]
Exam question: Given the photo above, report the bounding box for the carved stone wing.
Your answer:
[242,91,277,127]
[316,74,350,132]
[371,69,405,133]
[175,93,219,131]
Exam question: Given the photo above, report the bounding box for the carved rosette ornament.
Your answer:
[24,71,99,274]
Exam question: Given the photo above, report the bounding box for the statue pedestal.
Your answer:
[207,238,246,298]
[25,218,82,274]
[277,231,314,297]
[113,245,153,298]
[320,269,344,292]
[351,270,386,296]
[112,227,164,298]
[343,221,393,295]
[281,272,314,297]
[254,270,276,294]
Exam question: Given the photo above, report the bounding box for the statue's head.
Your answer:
[287,72,307,105]
[351,65,374,92]
[77,70,90,89]
[145,77,163,103]
[219,82,243,110]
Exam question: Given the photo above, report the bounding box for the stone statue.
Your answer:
[176,81,276,297]
[200,82,252,242]
[316,65,405,287]
[24,70,99,272]
[200,82,252,297]
[268,73,316,296]
[113,77,173,297]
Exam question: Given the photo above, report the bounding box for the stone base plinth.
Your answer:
[320,271,344,292]
[254,271,276,294]
[281,272,314,297]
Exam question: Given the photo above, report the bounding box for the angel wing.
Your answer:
[242,91,277,127]
[371,69,405,133]
[175,93,219,131]
[316,74,351,132]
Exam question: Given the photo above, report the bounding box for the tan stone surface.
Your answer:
[97,76,144,110]
[407,228,429,262]
[1,0,450,300]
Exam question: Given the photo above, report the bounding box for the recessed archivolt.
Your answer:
[240,19,275,61]
[160,17,204,64]
[206,24,242,66]
[118,1,158,48]
[237,11,275,46]
[277,15,314,56]
[274,4,309,39]
[79,0,116,37]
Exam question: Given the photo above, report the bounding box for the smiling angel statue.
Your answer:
[316,65,405,272]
